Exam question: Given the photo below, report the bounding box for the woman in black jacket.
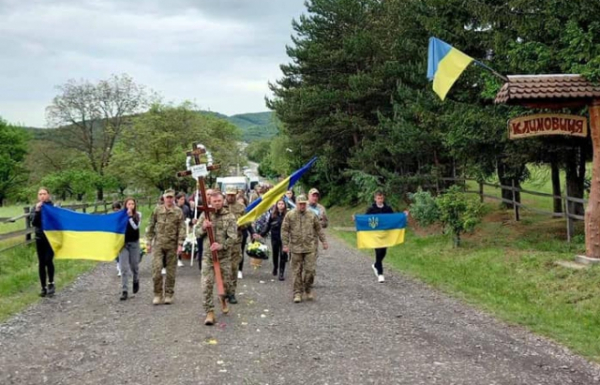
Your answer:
[30,187,55,297]
[255,199,288,280]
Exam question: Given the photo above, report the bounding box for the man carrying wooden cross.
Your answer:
[195,191,237,326]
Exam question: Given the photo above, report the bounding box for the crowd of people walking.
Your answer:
[30,182,399,326]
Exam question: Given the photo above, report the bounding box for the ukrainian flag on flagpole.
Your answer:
[238,157,317,227]
[42,205,129,261]
[355,213,407,249]
[427,37,474,101]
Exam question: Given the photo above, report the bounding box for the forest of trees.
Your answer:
[0,75,242,205]
[266,0,600,209]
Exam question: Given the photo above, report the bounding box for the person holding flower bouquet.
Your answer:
[118,198,142,301]
[253,199,289,281]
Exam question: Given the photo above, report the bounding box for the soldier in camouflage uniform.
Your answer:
[195,191,237,326]
[281,194,328,303]
[146,189,186,305]
[224,186,246,304]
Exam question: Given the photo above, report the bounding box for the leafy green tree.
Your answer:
[110,102,241,193]
[0,118,30,206]
[46,74,151,200]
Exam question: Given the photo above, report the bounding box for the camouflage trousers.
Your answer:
[152,245,178,296]
[201,251,233,313]
[228,242,243,296]
[290,252,317,296]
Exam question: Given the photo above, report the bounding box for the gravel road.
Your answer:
[0,235,599,385]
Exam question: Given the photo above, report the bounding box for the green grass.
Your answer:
[0,203,155,322]
[329,205,600,362]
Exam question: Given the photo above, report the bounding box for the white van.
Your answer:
[216,176,249,194]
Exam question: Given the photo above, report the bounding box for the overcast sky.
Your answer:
[0,0,306,127]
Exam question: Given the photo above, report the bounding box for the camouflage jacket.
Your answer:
[309,203,328,229]
[195,207,237,254]
[225,201,247,243]
[146,205,186,247]
[281,209,326,254]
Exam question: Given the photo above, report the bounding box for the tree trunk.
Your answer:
[585,101,600,259]
[550,157,562,214]
[77,193,84,201]
[96,187,104,201]
[565,147,585,216]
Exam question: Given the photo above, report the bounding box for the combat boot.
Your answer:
[228,294,238,304]
[204,311,216,326]
[293,294,302,303]
[219,296,229,314]
[152,295,162,305]
[306,290,314,301]
[120,291,128,301]
[164,295,173,305]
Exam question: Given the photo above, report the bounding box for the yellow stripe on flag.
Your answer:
[432,48,473,101]
[356,229,405,249]
[237,176,290,227]
[45,230,125,261]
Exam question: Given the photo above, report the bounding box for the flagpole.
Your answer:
[474,61,509,82]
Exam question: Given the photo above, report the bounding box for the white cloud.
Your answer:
[0,0,305,126]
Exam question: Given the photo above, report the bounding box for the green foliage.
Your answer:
[0,118,30,205]
[110,101,241,194]
[245,139,272,163]
[408,189,440,228]
[436,186,484,247]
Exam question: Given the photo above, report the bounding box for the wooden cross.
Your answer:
[177,143,225,298]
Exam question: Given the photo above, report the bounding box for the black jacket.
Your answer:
[365,202,394,215]
[261,212,286,241]
[30,200,54,240]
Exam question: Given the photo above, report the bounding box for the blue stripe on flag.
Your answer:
[355,213,407,232]
[42,205,129,234]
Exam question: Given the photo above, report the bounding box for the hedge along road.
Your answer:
[0,235,599,385]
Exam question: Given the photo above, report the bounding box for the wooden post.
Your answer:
[511,179,519,221]
[565,195,573,243]
[585,101,600,258]
[82,203,87,213]
[23,206,31,242]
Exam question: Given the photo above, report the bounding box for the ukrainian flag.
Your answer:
[42,205,129,261]
[355,213,407,249]
[427,37,474,101]
[238,157,317,227]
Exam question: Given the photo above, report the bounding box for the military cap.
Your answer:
[308,188,319,195]
[225,186,237,195]
[296,194,308,203]
[163,189,175,198]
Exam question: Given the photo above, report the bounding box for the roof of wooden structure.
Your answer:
[495,74,600,108]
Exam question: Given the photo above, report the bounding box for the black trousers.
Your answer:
[197,236,204,271]
[374,248,387,275]
[271,237,288,272]
[36,237,55,288]
[239,229,248,272]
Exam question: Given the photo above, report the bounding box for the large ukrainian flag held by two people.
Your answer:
[355,212,407,249]
[42,205,129,261]
[427,37,475,101]
[237,157,318,227]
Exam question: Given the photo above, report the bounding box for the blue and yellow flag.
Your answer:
[238,157,317,227]
[355,213,407,249]
[42,205,129,261]
[427,37,474,101]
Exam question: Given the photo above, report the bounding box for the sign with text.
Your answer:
[508,114,588,139]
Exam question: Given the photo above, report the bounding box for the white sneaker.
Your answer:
[378,275,385,283]
[238,271,243,279]
[177,260,184,267]
[371,264,378,278]
[161,268,166,275]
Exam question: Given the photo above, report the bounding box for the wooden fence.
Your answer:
[0,197,154,254]
[441,177,586,242]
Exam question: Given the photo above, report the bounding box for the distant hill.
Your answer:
[201,111,278,142]
[18,110,279,143]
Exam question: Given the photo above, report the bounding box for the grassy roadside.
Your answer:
[329,205,600,362]
[0,204,154,322]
